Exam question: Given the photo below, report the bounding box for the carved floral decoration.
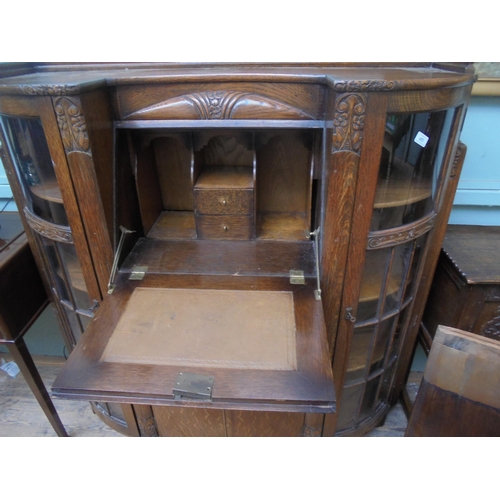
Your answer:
[125,91,314,120]
[21,85,79,96]
[24,207,73,244]
[331,94,366,154]
[54,97,90,154]
[333,80,396,92]
[367,215,436,249]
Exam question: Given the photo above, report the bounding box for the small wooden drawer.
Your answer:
[195,189,253,215]
[196,215,254,240]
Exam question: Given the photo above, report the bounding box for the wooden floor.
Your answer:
[0,354,420,437]
[0,355,122,437]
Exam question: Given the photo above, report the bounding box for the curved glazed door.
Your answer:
[0,114,95,348]
[0,109,131,435]
[334,105,465,435]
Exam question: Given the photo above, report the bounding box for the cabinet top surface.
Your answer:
[442,225,500,284]
[0,63,476,95]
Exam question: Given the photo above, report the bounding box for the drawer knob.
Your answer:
[221,199,227,206]
[223,225,229,231]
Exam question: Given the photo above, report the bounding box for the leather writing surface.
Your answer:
[101,287,297,370]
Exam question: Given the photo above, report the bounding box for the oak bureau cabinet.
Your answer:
[0,63,475,436]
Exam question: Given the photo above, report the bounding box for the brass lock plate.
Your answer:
[173,372,214,400]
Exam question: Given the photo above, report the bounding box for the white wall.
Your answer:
[449,95,500,225]
[0,157,17,211]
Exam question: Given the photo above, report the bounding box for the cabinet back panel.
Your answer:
[152,135,193,211]
[194,131,254,167]
[256,131,312,215]
[135,143,163,235]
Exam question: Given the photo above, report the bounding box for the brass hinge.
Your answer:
[129,266,148,280]
[290,269,306,285]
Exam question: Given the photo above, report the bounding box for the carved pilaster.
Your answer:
[302,412,324,436]
[450,142,465,178]
[302,425,322,437]
[53,97,90,154]
[331,93,366,155]
[137,415,159,437]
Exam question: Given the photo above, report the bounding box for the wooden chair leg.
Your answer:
[6,338,68,437]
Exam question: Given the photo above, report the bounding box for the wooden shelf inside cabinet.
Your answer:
[147,211,196,240]
[374,181,431,209]
[257,213,310,241]
[194,165,254,191]
[120,238,317,278]
[29,180,63,204]
[374,157,432,209]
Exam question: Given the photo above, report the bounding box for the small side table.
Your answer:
[0,211,67,437]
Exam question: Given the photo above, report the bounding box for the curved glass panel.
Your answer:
[358,375,382,423]
[369,315,397,375]
[345,325,373,385]
[0,116,68,226]
[39,236,92,346]
[371,109,456,231]
[336,383,364,433]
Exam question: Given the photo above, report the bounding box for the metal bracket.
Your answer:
[108,225,135,294]
[173,372,214,401]
[290,269,305,285]
[310,227,322,301]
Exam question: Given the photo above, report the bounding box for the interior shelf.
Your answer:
[374,179,431,209]
[29,180,63,203]
[147,211,196,240]
[120,238,317,278]
[147,211,311,242]
[374,156,432,209]
[195,165,254,190]
[257,213,310,241]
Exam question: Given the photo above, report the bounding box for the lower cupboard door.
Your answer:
[152,407,310,437]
